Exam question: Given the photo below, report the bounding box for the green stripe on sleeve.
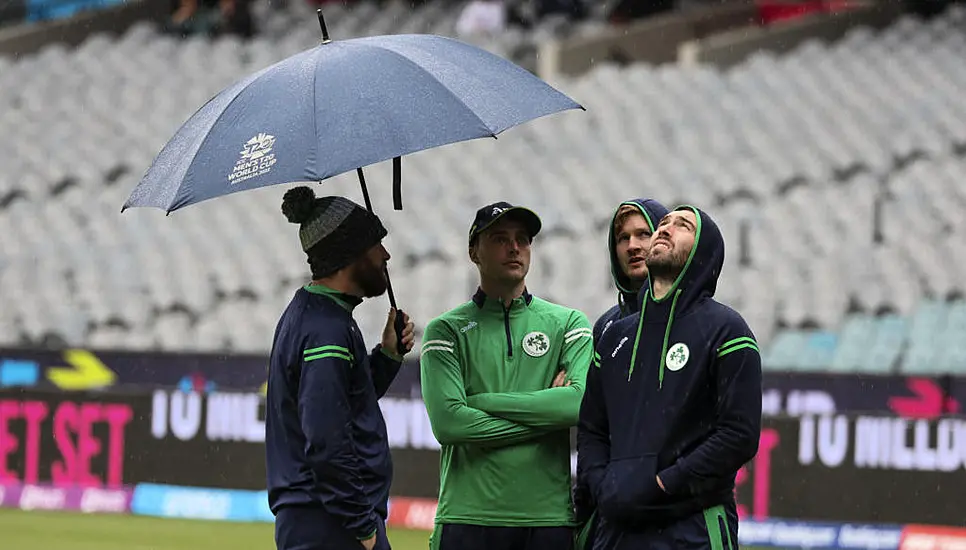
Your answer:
[717,342,760,358]
[304,345,350,356]
[304,351,353,363]
[716,337,756,353]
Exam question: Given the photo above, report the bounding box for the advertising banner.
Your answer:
[741,414,966,527]
[0,391,138,487]
[737,519,903,550]
[122,484,914,550]
[0,388,441,495]
[4,387,966,527]
[760,373,961,419]
[0,347,272,394]
[3,347,965,420]
[899,525,966,550]
[130,483,272,522]
[0,481,133,513]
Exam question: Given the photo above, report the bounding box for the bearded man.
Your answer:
[265,186,416,550]
[576,205,762,550]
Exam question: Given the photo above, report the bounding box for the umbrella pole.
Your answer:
[357,168,407,354]
[357,167,374,212]
[355,168,395,307]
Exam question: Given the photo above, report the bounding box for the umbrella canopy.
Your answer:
[121,27,583,214]
[120,15,585,352]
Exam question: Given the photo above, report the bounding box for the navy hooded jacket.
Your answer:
[265,285,401,541]
[592,198,670,343]
[575,198,669,536]
[577,205,762,527]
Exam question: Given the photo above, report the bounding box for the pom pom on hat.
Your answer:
[281,186,318,225]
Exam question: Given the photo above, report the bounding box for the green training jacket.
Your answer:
[420,288,594,529]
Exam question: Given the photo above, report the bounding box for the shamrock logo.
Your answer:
[666,343,690,371]
[523,331,551,357]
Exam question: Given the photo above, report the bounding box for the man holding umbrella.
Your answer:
[421,202,595,550]
[265,186,415,550]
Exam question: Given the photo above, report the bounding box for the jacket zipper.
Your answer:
[503,302,513,357]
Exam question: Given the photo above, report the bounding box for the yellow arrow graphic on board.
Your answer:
[46,349,118,390]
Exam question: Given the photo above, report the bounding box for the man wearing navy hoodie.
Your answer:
[575,198,668,549]
[265,186,416,550]
[592,199,670,343]
[577,205,762,550]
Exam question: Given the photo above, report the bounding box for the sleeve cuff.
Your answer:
[376,344,403,363]
[356,525,378,541]
[657,463,689,496]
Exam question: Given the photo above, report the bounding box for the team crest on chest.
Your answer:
[666,343,690,371]
[522,331,550,357]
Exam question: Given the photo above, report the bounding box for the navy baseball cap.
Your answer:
[468,202,542,245]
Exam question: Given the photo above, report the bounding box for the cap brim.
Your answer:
[473,207,543,242]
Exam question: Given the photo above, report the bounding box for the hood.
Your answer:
[607,198,670,311]
[628,205,725,385]
[645,204,724,313]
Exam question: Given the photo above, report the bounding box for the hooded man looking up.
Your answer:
[265,186,416,550]
[577,205,762,550]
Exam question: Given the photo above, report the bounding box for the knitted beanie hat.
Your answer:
[281,186,388,278]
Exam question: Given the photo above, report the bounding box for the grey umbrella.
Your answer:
[122,11,584,348]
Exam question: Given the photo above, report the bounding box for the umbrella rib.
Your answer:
[168,52,314,211]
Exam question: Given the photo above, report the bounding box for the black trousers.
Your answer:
[275,506,390,550]
[431,523,574,550]
[592,503,739,550]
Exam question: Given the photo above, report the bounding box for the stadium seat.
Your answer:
[2,5,966,374]
[760,330,809,371]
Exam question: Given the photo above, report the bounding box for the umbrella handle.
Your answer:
[393,308,407,356]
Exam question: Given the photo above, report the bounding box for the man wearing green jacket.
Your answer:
[420,201,595,550]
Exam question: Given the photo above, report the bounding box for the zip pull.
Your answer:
[502,301,513,358]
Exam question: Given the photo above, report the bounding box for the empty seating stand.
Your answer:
[0,3,965,379]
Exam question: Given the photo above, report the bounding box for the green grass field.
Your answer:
[0,509,778,549]
[0,509,430,550]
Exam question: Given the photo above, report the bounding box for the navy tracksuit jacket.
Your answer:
[575,198,668,548]
[266,285,401,550]
[577,206,762,550]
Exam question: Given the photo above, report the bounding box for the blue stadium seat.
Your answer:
[761,330,809,371]
[797,330,840,371]
[828,316,877,373]
[858,314,908,373]
[934,301,966,373]
[899,300,948,373]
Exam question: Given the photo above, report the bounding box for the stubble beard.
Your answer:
[354,256,388,298]
[645,246,687,283]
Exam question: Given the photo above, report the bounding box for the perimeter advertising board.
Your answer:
[2,387,965,526]
[2,347,962,419]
